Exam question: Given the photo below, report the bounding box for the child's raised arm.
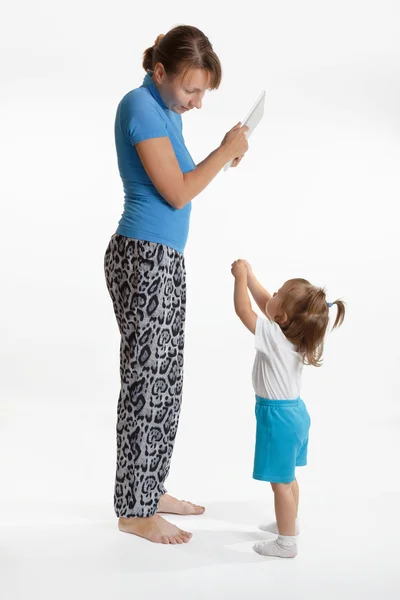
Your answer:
[231,259,257,334]
[243,261,271,317]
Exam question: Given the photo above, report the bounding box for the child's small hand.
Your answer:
[242,260,253,275]
[231,259,248,278]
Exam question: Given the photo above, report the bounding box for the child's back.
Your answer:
[252,317,303,401]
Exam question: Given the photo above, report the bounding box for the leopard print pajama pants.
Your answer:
[104,234,186,518]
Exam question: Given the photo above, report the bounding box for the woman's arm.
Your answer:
[136,123,249,209]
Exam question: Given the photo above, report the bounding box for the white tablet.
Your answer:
[224,90,266,171]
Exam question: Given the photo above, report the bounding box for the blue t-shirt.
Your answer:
[114,73,196,253]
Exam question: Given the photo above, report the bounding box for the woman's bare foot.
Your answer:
[118,514,192,544]
[157,493,205,516]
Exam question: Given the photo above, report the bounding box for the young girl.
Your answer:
[231,259,345,558]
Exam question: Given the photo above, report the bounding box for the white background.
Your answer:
[1,1,399,598]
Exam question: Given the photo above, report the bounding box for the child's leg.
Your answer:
[272,482,297,535]
[291,478,299,518]
[259,478,300,534]
[254,482,298,558]
[260,479,300,535]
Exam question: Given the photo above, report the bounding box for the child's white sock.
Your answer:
[253,535,298,558]
[259,517,300,536]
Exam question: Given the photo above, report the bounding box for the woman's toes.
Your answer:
[189,502,204,513]
[169,536,177,544]
[161,536,170,544]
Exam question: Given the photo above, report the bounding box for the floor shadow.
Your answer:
[1,499,279,576]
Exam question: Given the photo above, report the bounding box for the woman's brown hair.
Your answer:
[278,278,346,367]
[142,25,222,90]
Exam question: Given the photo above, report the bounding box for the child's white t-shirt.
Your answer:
[252,316,303,400]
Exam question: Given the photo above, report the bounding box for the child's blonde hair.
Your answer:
[278,278,345,367]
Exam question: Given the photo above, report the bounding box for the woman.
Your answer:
[104,24,248,545]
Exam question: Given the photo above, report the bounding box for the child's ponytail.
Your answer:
[328,299,346,330]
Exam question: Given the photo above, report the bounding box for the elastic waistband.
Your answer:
[256,395,301,407]
[115,228,185,255]
[112,232,185,257]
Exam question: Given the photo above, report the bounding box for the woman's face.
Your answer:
[153,64,210,114]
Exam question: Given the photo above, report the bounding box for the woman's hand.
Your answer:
[220,122,249,164]
[231,154,244,168]
[231,259,248,278]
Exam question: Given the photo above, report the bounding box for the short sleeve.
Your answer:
[121,93,168,146]
[254,316,278,355]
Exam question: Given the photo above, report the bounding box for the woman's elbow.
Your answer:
[166,194,188,210]
[163,177,192,209]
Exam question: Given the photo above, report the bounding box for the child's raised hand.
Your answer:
[231,259,248,278]
[242,260,253,275]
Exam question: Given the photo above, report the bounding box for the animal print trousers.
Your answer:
[104,234,186,518]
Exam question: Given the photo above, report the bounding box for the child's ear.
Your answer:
[275,312,288,326]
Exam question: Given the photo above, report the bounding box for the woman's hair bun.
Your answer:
[154,34,164,48]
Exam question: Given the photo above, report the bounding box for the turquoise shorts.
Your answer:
[253,395,311,484]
